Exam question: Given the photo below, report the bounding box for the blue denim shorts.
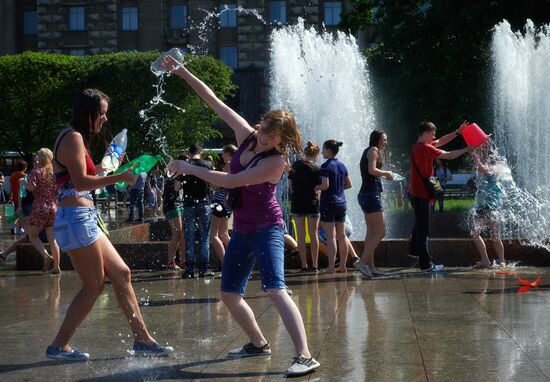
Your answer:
[358,192,384,214]
[53,207,101,252]
[221,226,286,295]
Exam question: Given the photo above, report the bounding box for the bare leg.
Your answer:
[471,217,490,266]
[210,215,225,263]
[45,226,61,274]
[267,288,311,358]
[308,217,320,268]
[167,216,182,264]
[27,225,52,272]
[490,221,505,266]
[322,222,336,273]
[0,235,30,259]
[219,217,230,248]
[221,292,267,347]
[50,241,106,350]
[294,216,308,269]
[359,211,386,268]
[98,235,156,344]
[334,221,348,273]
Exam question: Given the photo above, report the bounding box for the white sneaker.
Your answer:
[354,262,372,278]
[286,355,320,377]
[421,264,444,272]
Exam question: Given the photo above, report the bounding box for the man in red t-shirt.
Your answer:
[9,160,28,209]
[408,121,472,272]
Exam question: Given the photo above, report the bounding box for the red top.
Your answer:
[408,142,442,200]
[9,171,25,208]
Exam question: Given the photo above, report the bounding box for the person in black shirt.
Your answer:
[289,141,322,272]
[181,144,213,278]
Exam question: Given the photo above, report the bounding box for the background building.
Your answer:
[1,0,348,140]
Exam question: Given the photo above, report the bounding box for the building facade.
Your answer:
[1,0,348,131]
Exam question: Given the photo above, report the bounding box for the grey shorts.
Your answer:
[54,207,101,252]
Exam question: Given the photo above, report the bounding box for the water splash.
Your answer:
[468,141,549,250]
[492,20,550,249]
[269,19,376,238]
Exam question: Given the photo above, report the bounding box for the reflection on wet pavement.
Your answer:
[2,264,550,381]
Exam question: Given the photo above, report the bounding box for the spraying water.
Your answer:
[269,19,376,238]
[491,20,550,249]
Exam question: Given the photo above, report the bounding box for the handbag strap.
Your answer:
[410,148,433,195]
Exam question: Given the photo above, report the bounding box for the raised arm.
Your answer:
[162,56,254,146]
[434,121,469,148]
[437,146,473,161]
[60,132,136,192]
[167,155,285,189]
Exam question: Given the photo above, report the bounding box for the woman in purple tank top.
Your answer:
[163,56,320,377]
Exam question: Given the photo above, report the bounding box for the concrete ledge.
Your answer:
[16,242,170,271]
[15,237,550,271]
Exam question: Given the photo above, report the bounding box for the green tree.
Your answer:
[343,0,550,159]
[0,51,236,164]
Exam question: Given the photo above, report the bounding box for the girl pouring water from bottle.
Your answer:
[162,56,320,377]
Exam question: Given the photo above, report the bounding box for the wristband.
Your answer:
[455,130,460,136]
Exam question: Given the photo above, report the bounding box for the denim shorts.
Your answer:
[358,192,384,214]
[53,207,101,252]
[221,226,286,295]
[320,206,346,223]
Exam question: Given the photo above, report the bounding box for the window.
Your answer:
[122,7,138,30]
[220,46,237,69]
[170,5,187,29]
[23,11,37,35]
[324,2,341,26]
[219,4,237,27]
[70,50,86,56]
[269,1,286,24]
[69,6,85,31]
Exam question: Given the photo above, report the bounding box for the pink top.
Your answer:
[229,133,284,234]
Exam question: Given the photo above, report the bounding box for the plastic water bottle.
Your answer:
[114,154,163,188]
[150,48,185,76]
[101,129,128,173]
[19,175,27,198]
[391,172,405,182]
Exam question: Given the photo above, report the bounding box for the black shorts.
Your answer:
[211,202,232,218]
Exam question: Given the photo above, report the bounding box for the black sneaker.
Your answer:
[181,270,194,279]
[308,267,319,274]
[227,342,271,359]
[300,268,309,273]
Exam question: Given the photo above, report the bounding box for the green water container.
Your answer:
[114,154,163,188]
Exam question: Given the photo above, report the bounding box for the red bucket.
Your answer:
[462,123,490,147]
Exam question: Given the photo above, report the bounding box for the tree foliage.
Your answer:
[343,0,550,158]
[0,51,236,163]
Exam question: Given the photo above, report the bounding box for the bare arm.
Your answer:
[344,176,352,190]
[167,155,285,188]
[163,56,254,146]
[367,147,393,180]
[437,146,472,161]
[434,121,468,147]
[315,177,329,192]
[59,132,136,191]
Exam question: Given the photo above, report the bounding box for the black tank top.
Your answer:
[359,146,383,194]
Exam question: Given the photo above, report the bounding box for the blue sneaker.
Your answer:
[133,341,174,357]
[46,345,90,362]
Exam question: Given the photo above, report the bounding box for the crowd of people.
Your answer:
[0,56,509,377]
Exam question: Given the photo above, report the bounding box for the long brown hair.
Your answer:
[70,88,110,146]
[250,110,303,158]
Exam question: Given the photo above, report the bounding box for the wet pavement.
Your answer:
[2,264,550,381]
